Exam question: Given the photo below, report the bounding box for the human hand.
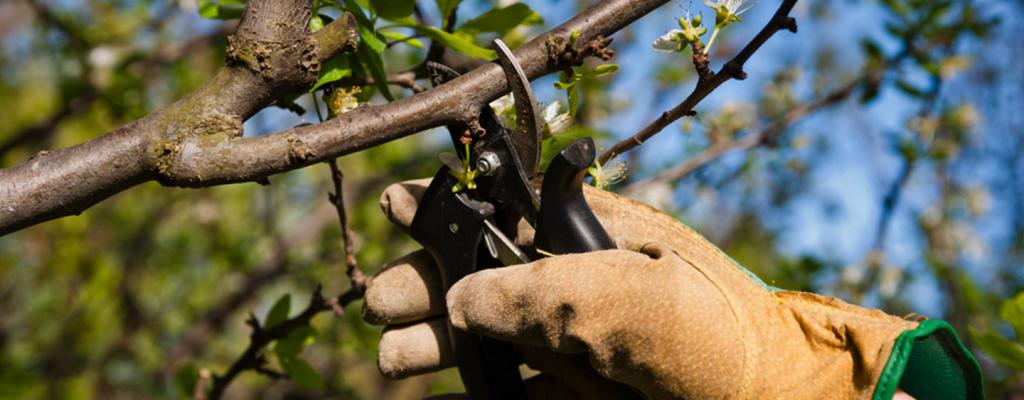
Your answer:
[363,179,922,399]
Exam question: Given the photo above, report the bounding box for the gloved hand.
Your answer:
[362,179,981,399]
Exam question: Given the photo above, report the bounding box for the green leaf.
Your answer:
[274,325,317,360]
[310,14,324,32]
[311,56,351,92]
[370,0,417,21]
[567,84,580,118]
[540,131,587,172]
[553,80,574,90]
[589,64,619,77]
[969,327,1024,371]
[379,30,425,49]
[265,294,291,329]
[281,358,324,390]
[436,0,462,19]
[175,363,200,397]
[347,3,387,53]
[458,3,543,36]
[1001,293,1024,339]
[198,0,246,20]
[406,25,495,60]
[345,1,393,100]
[358,42,393,101]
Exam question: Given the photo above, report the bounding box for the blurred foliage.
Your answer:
[0,0,1022,398]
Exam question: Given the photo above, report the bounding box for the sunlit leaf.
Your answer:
[1001,293,1024,339]
[345,1,393,100]
[436,0,462,19]
[540,131,586,172]
[379,30,425,49]
[198,0,246,20]
[309,14,324,32]
[406,25,495,60]
[969,327,1024,371]
[589,64,619,77]
[311,56,352,92]
[274,325,317,360]
[458,3,543,36]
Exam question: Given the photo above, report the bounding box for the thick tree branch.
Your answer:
[599,0,799,164]
[0,0,669,236]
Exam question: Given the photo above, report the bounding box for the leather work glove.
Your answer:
[363,179,983,399]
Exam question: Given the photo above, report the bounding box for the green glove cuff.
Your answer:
[874,319,984,400]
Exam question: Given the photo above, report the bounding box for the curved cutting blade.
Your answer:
[491,39,542,179]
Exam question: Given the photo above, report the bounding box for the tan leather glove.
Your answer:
[364,179,982,399]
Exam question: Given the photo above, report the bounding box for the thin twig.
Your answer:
[193,368,212,400]
[339,72,426,93]
[327,159,368,301]
[206,285,362,399]
[625,76,859,194]
[599,0,799,164]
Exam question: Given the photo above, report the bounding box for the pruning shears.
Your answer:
[409,40,615,399]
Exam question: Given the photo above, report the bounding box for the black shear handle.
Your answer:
[409,171,527,400]
[535,137,615,254]
[534,138,645,399]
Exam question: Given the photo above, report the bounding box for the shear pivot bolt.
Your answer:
[476,152,501,175]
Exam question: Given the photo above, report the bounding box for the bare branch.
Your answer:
[624,77,860,194]
[599,0,799,164]
[327,160,367,297]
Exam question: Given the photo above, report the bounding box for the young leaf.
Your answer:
[370,0,417,21]
[567,84,580,118]
[311,56,351,92]
[458,3,543,36]
[358,42,393,101]
[969,327,1024,371]
[310,14,324,32]
[1001,293,1024,339]
[406,25,496,60]
[198,0,246,20]
[265,294,291,329]
[590,64,619,77]
[540,132,586,172]
[281,358,325,390]
[436,0,462,19]
[345,1,393,100]
[379,30,425,49]
[274,325,317,360]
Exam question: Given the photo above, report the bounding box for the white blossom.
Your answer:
[652,29,686,53]
[541,102,573,135]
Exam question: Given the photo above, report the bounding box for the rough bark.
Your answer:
[0,0,669,236]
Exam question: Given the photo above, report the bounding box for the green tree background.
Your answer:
[0,0,1022,398]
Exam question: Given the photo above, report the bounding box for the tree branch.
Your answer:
[624,76,860,194]
[327,159,367,297]
[598,0,799,165]
[206,285,360,399]
[0,0,669,236]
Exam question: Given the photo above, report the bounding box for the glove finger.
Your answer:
[378,317,455,379]
[379,178,431,232]
[446,244,743,398]
[363,249,445,325]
